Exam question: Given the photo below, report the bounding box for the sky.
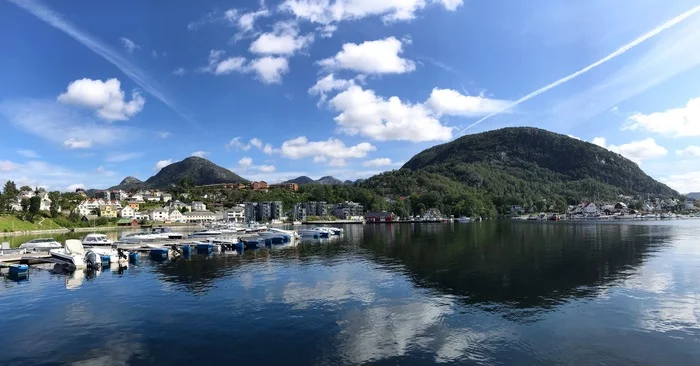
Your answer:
[1,0,699,193]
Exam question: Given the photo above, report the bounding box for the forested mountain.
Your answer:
[109,176,143,191]
[687,192,700,200]
[283,176,315,185]
[283,176,346,185]
[145,157,248,189]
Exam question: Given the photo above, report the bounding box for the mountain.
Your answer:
[400,127,678,201]
[109,176,143,191]
[687,192,700,200]
[144,157,248,189]
[283,176,316,185]
[283,176,346,185]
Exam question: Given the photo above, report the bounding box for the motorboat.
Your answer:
[82,233,113,247]
[19,238,62,250]
[119,232,160,243]
[660,212,676,219]
[527,215,538,221]
[152,227,185,239]
[457,216,471,223]
[244,222,268,233]
[298,227,332,238]
[548,214,561,221]
[292,221,302,226]
[641,213,658,219]
[188,230,223,238]
[86,247,129,265]
[50,239,87,269]
[258,228,297,242]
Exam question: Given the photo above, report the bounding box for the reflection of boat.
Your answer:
[65,269,86,290]
[19,238,62,250]
[50,240,87,269]
[82,233,113,246]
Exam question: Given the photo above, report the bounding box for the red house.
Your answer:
[364,212,396,223]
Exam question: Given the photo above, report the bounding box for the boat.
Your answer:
[614,214,636,220]
[85,247,129,265]
[457,216,471,223]
[660,212,676,219]
[298,227,330,238]
[50,239,87,269]
[18,238,62,250]
[641,213,658,219]
[526,215,538,221]
[292,221,302,226]
[151,226,185,239]
[548,214,561,221]
[188,230,223,238]
[244,222,268,233]
[119,232,160,243]
[258,228,297,242]
[82,233,113,247]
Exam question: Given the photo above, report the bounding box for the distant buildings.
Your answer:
[269,183,299,192]
[224,206,245,222]
[184,211,215,223]
[191,201,206,211]
[365,212,396,223]
[331,201,364,220]
[243,201,283,222]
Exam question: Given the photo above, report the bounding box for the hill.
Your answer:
[401,127,678,200]
[109,176,143,191]
[283,176,346,185]
[145,157,248,189]
[687,192,700,200]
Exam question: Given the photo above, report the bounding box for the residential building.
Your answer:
[244,202,257,222]
[110,190,128,201]
[365,212,397,223]
[191,201,207,211]
[168,209,184,222]
[144,195,161,202]
[99,204,118,218]
[304,201,328,217]
[270,201,283,220]
[151,208,170,222]
[258,202,272,221]
[224,206,245,222]
[252,181,269,191]
[161,193,172,202]
[332,201,364,220]
[134,212,150,221]
[120,206,135,218]
[293,203,307,221]
[184,211,216,223]
[165,200,191,212]
[128,202,140,210]
[583,203,597,214]
[270,183,299,192]
[95,190,110,200]
[38,192,52,211]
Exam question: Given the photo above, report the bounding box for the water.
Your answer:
[2,221,700,365]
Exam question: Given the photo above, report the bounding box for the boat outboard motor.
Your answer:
[85,251,99,269]
[117,248,128,260]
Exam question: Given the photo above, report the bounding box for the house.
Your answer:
[224,206,245,222]
[615,202,628,210]
[166,200,190,212]
[99,204,118,218]
[685,201,697,210]
[120,206,136,218]
[110,190,128,201]
[168,209,184,222]
[269,183,299,192]
[583,203,598,214]
[117,218,138,227]
[150,208,170,222]
[365,211,397,223]
[131,194,144,202]
[128,202,140,210]
[601,204,615,215]
[252,181,268,191]
[94,190,110,200]
[191,201,207,211]
[144,195,161,202]
[184,211,216,223]
[510,205,524,216]
[38,192,53,211]
[134,212,150,221]
[161,193,172,202]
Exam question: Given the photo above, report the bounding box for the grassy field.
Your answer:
[0,215,64,232]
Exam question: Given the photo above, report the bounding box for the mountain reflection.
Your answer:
[360,222,672,318]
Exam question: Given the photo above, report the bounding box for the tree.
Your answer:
[179,206,188,214]
[20,198,30,213]
[29,196,41,217]
[49,191,61,217]
[1,180,19,214]
[19,185,32,193]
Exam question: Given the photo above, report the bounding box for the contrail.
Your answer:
[459,4,700,135]
[8,0,197,126]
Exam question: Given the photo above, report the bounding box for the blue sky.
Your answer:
[1,0,699,193]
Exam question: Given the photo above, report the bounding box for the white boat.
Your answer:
[327,227,343,235]
[50,239,87,269]
[151,227,185,239]
[82,233,113,246]
[86,247,129,265]
[292,221,302,226]
[189,230,223,238]
[119,232,160,243]
[245,222,268,233]
[457,216,471,223]
[298,227,338,238]
[258,228,299,241]
[660,212,676,219]
[641,213,658,219]
[18,238,62,250]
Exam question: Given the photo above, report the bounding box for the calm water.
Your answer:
[2,221,700,365]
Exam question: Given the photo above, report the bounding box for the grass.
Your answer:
[0,215,64,232]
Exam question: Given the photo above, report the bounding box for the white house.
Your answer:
[168,209,184,222]
[120,206,136,218]
[191,201,206,211]
[224,207,245,222]
[184,211,215,223]
[134,212,150,220]
[37,192,52,211]
[583,203,598,214]
[161,193,173,202]
[131,194,144,202]
[150,208,170,222]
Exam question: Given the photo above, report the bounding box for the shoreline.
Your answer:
[0,222,201,238]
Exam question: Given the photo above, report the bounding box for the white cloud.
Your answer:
[200,49,247,75]
[191,151,209,158]
[329,85,453,141]
[154,159,173,171]
[460,4,700,133]
[318,37,415,74]
[247,56,289,84]
[63,138,92,149]
[224,5,271,41]
[157,131,171,138]
[317,24,337,38]
[173,67,186,76]
[119,37,140,53]
[227,137,252,151]
[362,158,393,167]
[0,161,116,191]
[250,138,263,148]
[280,136,375,165]
[257,165,276,172]
[105,152,142,163]
[676,145,700,157]
[57,78,145,121]
[96,165,117,177]
[0,99,135,149]
[309,74,354,103]
[67,183,85,191]
[593,137,668,164]
[624,97,700,137]
[249,20,314,56]
[279,0,460,24]
[661,171,700,193]
[7,0,191,124]
[1,160,19,172]
[238,157,253,168]
[263,143,275,155]
[17,149,40,158]
[425,88,512,117]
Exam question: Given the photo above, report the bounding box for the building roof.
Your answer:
[184,211,215,216]
[117,218,135,224]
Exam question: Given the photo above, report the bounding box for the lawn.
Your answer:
[0,215,64,232]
